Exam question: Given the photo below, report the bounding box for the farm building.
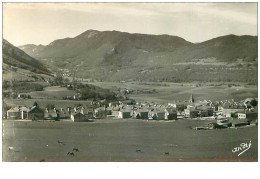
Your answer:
[238,113,246,119]
[134,109,149,119]
[237,110,257,120]
[44,109,58,120]
[59,108,70,118]
[18,93,31,99]
[198,108,214,117]
[187,105,196,111]
[118,109,132,119]
[19,106,29,119]
[28,106,44,120]
[7,107,20,119]
[232,119,250,127]
[80,108,94,119]
[220,103,245,117]
[94,107,107,118]
[152,109,166,120]
[105,106,113,116]
[184,109,199,118]
[112,107,120,117]
[71,112,88,122]
[165,108,177,120]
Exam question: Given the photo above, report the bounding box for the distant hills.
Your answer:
[18,30,258,83]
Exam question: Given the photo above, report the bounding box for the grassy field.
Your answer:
[2,63,52,82]
[88,82,258,103]
[2,119,257,162]
[4,98,92,109]
[25,86,76,99]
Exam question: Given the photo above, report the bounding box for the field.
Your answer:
[25,86,76,99]
[2,63,52,82]
[4,82,257,109]
[88,82,258,103]
[4,98,92,109]
[2,119,258,162]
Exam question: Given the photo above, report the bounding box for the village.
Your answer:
[5,93,258,130]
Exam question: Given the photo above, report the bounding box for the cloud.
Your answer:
[4,3,256,25]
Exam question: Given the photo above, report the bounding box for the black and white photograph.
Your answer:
[1,1,258,164]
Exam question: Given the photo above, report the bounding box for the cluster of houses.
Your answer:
[5,95,258,122]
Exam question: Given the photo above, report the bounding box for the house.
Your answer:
[105,106,113,116]
[134,109,149,119]
[237,110,257,120]
[18,93,30,99]
[232,118,250,127]
[59,108,70,119]
[187,105,196,111]
[184,109,199,118]
[237,113,246,119]
[19,106,29,119]
[7,107,20,119]
[221,103,245,117]
[152,109,166,120]
[111,107,120,117]
[165,108,177,120]
[118,109,132,119]
[44,109,58,120]
[80,108,94,119]
[28,106,44,120]
[94,107,107,118]
[71,112,87,122]
[197,106,214,117]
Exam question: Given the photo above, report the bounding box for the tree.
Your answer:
[250,99,258,107]
[46,104,55,110]
[33,101,39,107]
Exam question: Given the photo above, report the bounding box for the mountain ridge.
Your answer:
[17,30,258,83]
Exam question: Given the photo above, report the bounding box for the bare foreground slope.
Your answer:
[3,119,257,162]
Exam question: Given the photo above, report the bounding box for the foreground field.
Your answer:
[2,119,257,162]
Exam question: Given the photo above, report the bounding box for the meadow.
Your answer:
[2,119,257,162]
[4,98,92,109]
[25,86,76,99]
[88,82,258,103]
[4,82,257,110]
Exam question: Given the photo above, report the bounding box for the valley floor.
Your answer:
[87,81,258,103]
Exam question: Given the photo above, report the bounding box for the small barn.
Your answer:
[232,119,250,127]
[118,109,132,119]
[28,106,44,120]
[94,107,107,118]
[7,107,20,119]
[71,112,87,122]
[135,109,149,119]
[19,106,29,119]
[165,108,177,120]
[152,109,166,120]
[184,109,199,118]
[44,109,58,120]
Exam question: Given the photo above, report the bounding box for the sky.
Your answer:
[3,2,258,46]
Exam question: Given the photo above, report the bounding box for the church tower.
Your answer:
[189,94,195,103]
